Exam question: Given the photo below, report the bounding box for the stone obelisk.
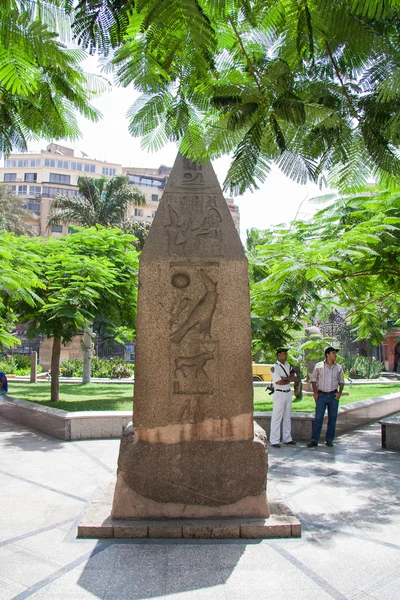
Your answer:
[112,154,269,519]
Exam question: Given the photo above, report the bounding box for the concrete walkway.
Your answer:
[1,416,399,600]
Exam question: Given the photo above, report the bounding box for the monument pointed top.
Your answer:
[141,153,244,260]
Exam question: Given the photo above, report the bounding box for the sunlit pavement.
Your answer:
[1,414,399,600]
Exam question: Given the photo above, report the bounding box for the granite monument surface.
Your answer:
[112,154,269,519]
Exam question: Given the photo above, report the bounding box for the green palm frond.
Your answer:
[47,175,146,228]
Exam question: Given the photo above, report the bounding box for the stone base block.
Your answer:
[78,483,301,539]
[112,422,269,519]
[112,475,269,519]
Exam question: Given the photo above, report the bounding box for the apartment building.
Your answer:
[122,165,171,223]
[1,144,240,235]
[1,143,121,236]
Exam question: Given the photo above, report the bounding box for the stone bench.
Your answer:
[380,413,400,450]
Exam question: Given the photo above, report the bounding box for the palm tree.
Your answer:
[47,174,145,384]
[47,175,146,228]
[0,186,37,236]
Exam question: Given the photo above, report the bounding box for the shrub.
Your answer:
[0,357,16,374]
[110,363,133,379]
[59,359,83,377]
[0,355,42,375]
[59,357,134,378]
[91,357,112,378]
[342,355,384,379]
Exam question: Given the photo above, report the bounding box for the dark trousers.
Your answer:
[311,391,339,443]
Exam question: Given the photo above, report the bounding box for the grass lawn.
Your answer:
[6,382,134,412]
[254,383,400,411]
[4,381,400,412]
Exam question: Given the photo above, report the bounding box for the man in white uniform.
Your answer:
[269,348,297,448]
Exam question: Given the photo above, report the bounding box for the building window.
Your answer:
[42,186,78,198]
[5,159,16,168]
[151,194,159,202]
[57,160,69,169]
[68,227,77,234]
[29,186,41,196]
[4,173,16,182]
[24,173,37,182]
[30,159,41,167]
[102,167,116,176]
[44,158,56,167]
[128,174,164,187]
[84,163,95,173]
[17,159,28,168]
[24,200,41,215]
[7,185,17,193]
[134,208,144,217]
[49,173,71,185]
[151,211,156,218]
[51,225,63,233]
[17,185,28,195]
[71,162,83,171]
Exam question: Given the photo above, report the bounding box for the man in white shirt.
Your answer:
[269,348,298,448]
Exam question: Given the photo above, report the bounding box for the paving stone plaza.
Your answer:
[1,414,399,600]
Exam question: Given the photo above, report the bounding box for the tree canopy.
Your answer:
[59,0,400,194]
[7,227,139,400]
[0,232,44,348]
[249,184,400,353]
[4,1,400,194]
[0,0,108,155]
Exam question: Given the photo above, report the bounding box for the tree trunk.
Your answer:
[293,365,303,399]
[51,337,61,402]
[82,324,93,384]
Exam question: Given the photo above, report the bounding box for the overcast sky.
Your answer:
[4,55,329,240]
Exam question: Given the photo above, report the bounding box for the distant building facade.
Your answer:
[1,145,240,235]
[0,143,121,236]
[122,165,171,224]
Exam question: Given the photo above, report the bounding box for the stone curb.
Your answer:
[1,392,400,441]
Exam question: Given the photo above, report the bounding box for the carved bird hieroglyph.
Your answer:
[170,270,218,344]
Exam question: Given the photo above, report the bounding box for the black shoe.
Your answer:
[325,441,334,447]
[307,441,318,447]
[284,441,296,445]
[270,443,281,448]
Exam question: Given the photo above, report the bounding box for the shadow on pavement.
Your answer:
[78,539,249,599]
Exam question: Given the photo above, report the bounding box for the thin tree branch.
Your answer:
[227,16,265,100]
[323,37,359,121]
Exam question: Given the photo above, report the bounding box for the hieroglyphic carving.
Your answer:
[169,266,219,418]
[170,297,191,324]
[170,270,218,344]
[164,205,190,256]
[175,351,215,378]
[164,193,223,257]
